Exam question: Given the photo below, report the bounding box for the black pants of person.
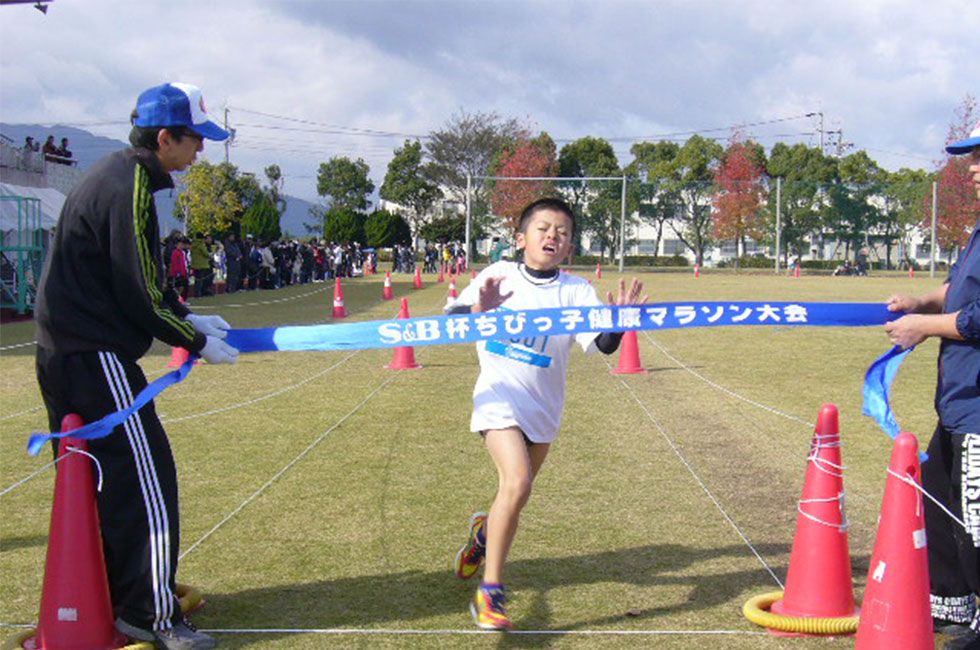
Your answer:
[226,260,241,293]
[36,347,182,632]
[194,268,214,296]
[923,423,980,628]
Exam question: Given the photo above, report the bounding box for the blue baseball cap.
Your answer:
[946,119,980,155]
[132,82,230,141]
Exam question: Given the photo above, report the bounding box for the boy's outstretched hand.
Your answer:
[605,277,647,306]
[474,276,514,313]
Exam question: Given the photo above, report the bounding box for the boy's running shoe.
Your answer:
[454,512,487,579]
[470,584,513,630]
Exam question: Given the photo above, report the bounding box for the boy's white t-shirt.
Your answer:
[449,261,603,443]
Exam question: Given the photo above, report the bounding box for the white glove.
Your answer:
[199,335,239,365]
[185,313,231,340]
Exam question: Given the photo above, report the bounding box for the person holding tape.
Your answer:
[446,197,645,630]
[35,82,238,650]
[884,120,980,649]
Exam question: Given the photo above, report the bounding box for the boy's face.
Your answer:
[516,208,573,270]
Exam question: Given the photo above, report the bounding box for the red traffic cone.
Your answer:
[448,277,457,299]
[769,404,857,632]
[387,298,421,369]
[413,266,423,289]
[855,432,932,650]
[382,271,393,301]
[471,269,477,280]
[363,259,372,276]
[438,264,445,283]
[32,415,128,650]
[167,345,191,368]
[332,277,347,318]
[794,263,801,279]
[168,295,197,367]
[909,266,914,279]
[596,263,602,280]
[454,260,460,276]
[694,263,700,279]
[610,330,647,374]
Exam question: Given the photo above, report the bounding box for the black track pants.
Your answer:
[922,423,980,628]
[36,347,181,631]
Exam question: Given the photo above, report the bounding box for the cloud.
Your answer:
[1,0,977,200]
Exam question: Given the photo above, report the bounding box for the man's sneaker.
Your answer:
[115,616,217,650]
[469,584,513,630]
[454,511,487,579]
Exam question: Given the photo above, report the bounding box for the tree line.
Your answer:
[175,97,978,268]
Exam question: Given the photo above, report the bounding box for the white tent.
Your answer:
[0,182,64,232]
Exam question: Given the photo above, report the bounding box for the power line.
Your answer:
[228,107,425,140]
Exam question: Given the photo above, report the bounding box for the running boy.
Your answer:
[445,197,645,630]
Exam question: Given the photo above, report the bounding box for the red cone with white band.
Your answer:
[854,432,932,650]
[769,404,857,631]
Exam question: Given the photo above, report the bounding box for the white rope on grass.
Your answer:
[187,286,328,309]
[0,352,360,497]
[161,351,358,424]
[0,456,59,498]
[0,340,36,351]
[640,331,813,427]
[639,331,879,509]
[0,405,43,422]
[0,446,102,498]
[603,355,785,590]
[178,372,399,561]
[198,627,766,637]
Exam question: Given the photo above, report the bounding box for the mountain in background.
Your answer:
[1,123,318,238]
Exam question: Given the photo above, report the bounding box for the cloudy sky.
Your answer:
[1,0,977,201]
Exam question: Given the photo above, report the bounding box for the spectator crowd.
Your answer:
[161,233,468,297]
[24,134,74,165]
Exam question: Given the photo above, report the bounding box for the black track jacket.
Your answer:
[36,147,205,359]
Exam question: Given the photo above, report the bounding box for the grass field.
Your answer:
[0,268,950,648]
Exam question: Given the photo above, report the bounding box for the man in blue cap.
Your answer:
[884,119,980,650]
[35,82,239,650]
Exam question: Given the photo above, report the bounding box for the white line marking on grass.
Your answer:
[638,331,874,509]
[641,331,813,427]
[161,352,358,424]
[178,373,399,561]
[0,340,36,351]
[200,627,766,637]
[0,405,43,422]
[0,457,59,498]
[605,356,785,589]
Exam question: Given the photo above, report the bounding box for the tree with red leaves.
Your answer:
[489,132,558,230]
[932,95,980,258]
[711,132,766,271]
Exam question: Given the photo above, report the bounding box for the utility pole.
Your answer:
[465,174,471,265]
[930,181,938,278]
[619,176,627,272]
[807,111,825,152]
[224,107,230,164]
[774,177,782,274]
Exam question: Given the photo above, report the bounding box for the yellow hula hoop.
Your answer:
[742,590,860,635]
[177,583,204,614]
[3,583,204,649]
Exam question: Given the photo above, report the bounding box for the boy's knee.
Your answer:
[499,474,533,505]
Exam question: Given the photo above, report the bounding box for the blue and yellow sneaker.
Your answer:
[470,583,513,630]
[454,512,487,579]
